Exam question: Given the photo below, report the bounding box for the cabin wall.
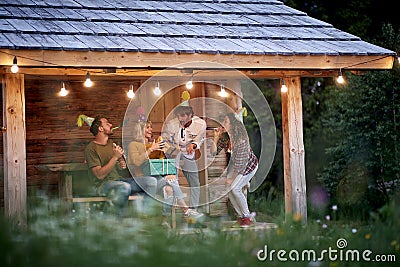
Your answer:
[27,78,135,198]
[1,77,237,215]
[0,78,173,204]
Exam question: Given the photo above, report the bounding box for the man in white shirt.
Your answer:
[162,105,206,212]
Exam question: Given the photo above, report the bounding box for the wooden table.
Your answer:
[35,163,88,210]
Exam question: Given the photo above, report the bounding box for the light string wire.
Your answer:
[1,50,395,75]
[1,50,396,95]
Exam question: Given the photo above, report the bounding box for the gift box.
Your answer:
[143,159,177,176]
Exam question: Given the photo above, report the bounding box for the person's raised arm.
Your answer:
[192,119,206,149]
[91,144,124,180]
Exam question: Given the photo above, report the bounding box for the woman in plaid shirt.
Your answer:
[212,113,259,227]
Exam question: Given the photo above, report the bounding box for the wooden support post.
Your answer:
[226,80,243,115]
[281,81,292,217]
[282,77,307,224]
[2,74,27,226]
[198,82,209,213]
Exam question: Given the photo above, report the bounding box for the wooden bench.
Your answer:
[35,163,144,214]
[36,163,183,225]
[66,195,144,214]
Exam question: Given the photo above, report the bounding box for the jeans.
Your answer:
[228,165,258,218]
[156,176,185,216]
[98,176,157,216]
[178,154,200,210]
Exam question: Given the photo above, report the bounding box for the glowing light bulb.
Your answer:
[59,82,68,97]
[186,79,193,89]
[11,56,19,73]
[84,72,93,87]
[218,84,228,97]
[337,70,344,84]
[154,81,161,96]
[281,79,288,93]
[127,84,135,99]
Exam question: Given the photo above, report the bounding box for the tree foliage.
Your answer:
[280,1,400,218]
[312,25,400,217]
[243,2,400,220]
[282,0,399,41]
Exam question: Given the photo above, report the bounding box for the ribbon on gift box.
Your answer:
[147,159,176,175]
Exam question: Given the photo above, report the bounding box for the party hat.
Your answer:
[136,106,146,122]
[77,114,95,127]
[237,107,247,117]
[235,107,247,122]
[180,90,190,106]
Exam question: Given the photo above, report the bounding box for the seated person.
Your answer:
[84,115,158,218]
[128,120,204,225]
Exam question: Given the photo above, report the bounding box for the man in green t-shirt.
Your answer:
[84,115,157,217]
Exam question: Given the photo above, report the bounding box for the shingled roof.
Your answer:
[0,0,396,71]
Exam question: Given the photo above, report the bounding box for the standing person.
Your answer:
[127,121,204,227]
[212,113,258,228]
[84,115,158,218]
[210,124,232,164]
[162,92,206,212]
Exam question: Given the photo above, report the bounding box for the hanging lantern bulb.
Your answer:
[154,81,161,96]
[11,56,19,73]
[337,69,344,84]
[218,84,228,97]
[186,76,193,89]
[84,72,93,87]
[59,82,68,97]
[127,84,135,99]
[281,79,288,93]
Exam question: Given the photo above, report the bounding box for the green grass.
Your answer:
[1,194,399,267]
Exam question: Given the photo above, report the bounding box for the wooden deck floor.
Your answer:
[175,220,278,235]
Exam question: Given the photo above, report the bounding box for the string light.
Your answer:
[59,82,68,97]
[84,72,93,87]
[185,76,193,89]
[154,81,161,96]
[218,84,228,97]
[336,69,344,84]
[281,79,288,93]
[11,56,19,73]
[127,84,135,99]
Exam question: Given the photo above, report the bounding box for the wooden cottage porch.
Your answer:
[0,0,396,226]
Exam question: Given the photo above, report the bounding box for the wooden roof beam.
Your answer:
[0,50,395,74]
[0,68,370,79]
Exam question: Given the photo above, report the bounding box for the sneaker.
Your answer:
[250,212,257,223]
[231,217,243,228]
[184,209,205,223]
[239,217,254,228]
[161,221,171,229]
[160,215,171,229]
